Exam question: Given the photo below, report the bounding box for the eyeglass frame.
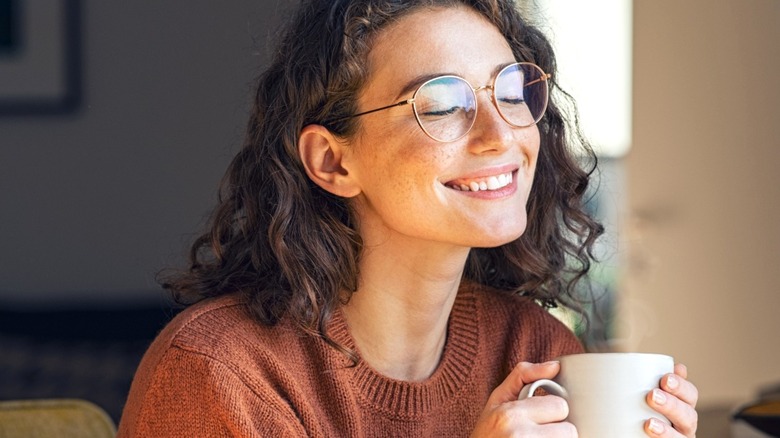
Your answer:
[329,61,552,143]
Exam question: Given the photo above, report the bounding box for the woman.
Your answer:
[118,0,698,436]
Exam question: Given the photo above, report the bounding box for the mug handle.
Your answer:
[518,379,569,400]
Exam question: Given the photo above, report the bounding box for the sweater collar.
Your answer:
[326,282,481,417]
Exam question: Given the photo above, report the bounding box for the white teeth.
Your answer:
[449,172,513,192]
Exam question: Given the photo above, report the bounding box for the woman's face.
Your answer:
[345,6,540,250]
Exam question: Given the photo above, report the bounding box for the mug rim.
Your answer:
[556,352,674,365]
[557,352,672,359]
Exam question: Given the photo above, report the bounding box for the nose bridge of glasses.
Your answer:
[472,84,497,115]
[473,84,493,98]
[473,84,507,122]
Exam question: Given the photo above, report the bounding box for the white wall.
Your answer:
[619,0,780,406]
[0,1,279,306]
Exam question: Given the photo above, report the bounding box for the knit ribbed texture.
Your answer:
[329,289,479,419]
[117,282,582,437]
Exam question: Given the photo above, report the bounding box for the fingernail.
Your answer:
[543,360,560,366]
[666,375,679,390]
[652,389,667,405]
[648,418,665,434]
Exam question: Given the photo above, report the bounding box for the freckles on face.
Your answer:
[355,126,448,201]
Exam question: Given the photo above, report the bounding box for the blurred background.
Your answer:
[1,0,778,431]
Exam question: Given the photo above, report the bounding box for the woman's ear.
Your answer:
[298,124,361,198]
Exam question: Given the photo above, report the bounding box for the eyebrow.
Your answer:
[393,62,515,100]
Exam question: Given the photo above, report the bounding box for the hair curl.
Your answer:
[162,0,604,350]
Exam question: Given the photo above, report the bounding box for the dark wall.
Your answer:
[0,0,282,308]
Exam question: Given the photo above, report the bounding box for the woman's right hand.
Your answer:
[470,361,577,437]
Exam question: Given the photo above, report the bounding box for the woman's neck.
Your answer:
[340,238,470,382]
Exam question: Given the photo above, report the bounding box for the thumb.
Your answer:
[487,361,561,406]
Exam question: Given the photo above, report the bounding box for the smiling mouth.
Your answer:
[445,171,514,192]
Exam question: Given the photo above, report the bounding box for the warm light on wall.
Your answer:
[533,0,633,157]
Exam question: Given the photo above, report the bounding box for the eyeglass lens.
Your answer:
[412,63,548,142]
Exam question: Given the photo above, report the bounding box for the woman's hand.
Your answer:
[470,361,576,437]
[644,363,699,437]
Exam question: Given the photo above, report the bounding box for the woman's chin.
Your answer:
[467,223,528,249]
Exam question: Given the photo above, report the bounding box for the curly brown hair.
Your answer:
[162,0,603,349]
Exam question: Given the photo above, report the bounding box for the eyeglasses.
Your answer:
[334,62,551,143]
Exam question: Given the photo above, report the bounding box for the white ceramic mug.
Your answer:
[517,352,674,438]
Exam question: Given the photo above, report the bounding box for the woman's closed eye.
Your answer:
[420,105,463,118]
[498,96,526,105]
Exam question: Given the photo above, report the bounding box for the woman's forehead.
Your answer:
[364,7,514,89]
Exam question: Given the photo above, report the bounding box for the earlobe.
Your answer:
[298,125,361,198]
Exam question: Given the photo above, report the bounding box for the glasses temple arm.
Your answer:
[331,99,413,123]
[524,73,552,88]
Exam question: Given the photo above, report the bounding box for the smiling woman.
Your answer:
[116,1,696,437]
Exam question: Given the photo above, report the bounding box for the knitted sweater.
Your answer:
[117,282,583,437]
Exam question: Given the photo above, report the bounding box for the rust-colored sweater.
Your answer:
[118,283,582,437]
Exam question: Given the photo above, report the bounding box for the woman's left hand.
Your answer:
[644,363,699,437]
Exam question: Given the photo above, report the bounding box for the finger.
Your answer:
[535,421,577,438]
[487,361,560,405]
[674,363,688,380]
[644,417,689,438]
[511,395,570,424]
[646,389,698,437]
[515,360,560,383]
[472,394,571,437]
[661,373,698,408]
[487,361,560,406]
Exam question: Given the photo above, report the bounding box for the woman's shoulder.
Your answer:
[147,293,302,365]
[462,281,583,358]
[464,281,557,322]
[162,294,250,343]
[120,294,317,436]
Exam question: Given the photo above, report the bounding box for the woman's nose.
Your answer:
[466,90,515,154]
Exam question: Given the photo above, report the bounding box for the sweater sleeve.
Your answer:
[117,346,307,438]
